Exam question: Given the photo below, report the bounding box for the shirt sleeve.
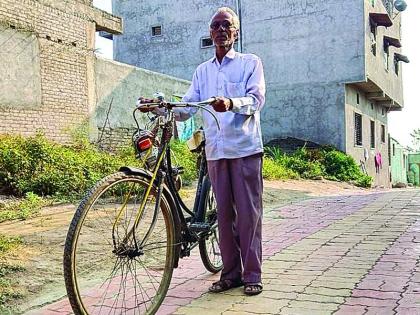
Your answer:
[173,70,200,121]
[230,57,266,116]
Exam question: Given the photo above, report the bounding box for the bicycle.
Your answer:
[63,98,223,315]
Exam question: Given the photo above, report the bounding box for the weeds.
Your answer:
[0,192,50,223]
[0,235,24,311]
[264,145,372,187]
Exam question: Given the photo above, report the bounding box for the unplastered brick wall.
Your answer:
[75,0,93,5]
[97,127,134,152]
[0,0,93,143]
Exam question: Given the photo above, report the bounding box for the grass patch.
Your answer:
[0,192,50,223]
[0,235,24,311]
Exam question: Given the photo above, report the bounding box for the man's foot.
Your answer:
[208,279,243,293]
[244,283,263,296]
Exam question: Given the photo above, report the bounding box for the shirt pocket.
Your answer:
[225,81,246,98]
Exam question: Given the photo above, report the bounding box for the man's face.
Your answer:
[210,12,238,48]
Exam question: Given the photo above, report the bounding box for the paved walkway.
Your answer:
[27,190,420,315]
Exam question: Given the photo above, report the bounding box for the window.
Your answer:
[388,135,391,165]
[392,143,395,156]
[383,42,389,70]
[370,21,377,56]
[356,93,360,105]
[355,113,363,146]
[151,25,162,37]
[381,124,386,143]
[394,57,399,75]
[371,102,374,110]
[201,37,213,48]
[382,107,386,116]
[370,120,375,149]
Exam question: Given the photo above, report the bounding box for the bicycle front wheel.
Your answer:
[63,172,176,315]
[198,176,223,273]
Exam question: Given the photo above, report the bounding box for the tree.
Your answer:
[410,128,420,152]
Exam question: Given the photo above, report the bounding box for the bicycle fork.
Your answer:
[112,146,167,257]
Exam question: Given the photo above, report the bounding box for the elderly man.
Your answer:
[140,6,265,295]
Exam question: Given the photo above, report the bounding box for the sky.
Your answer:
[93,0,418,147]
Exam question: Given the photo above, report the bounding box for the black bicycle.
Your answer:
[63,98,222,315]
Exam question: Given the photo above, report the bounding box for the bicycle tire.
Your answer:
[63,172,176,315]
[198,176,223,273]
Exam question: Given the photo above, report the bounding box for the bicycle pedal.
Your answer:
[189,222,211,233]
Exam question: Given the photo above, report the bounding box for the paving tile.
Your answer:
[25,191,420,315]
[335,304,367,315]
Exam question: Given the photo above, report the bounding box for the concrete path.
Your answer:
[26,190,420,315]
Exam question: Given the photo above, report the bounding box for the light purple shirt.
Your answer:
[176,48,266,161]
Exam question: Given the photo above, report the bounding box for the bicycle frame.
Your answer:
[120,101,217,261]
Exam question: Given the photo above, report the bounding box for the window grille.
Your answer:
[355,113,363,146]
[152,25,162,37]
[370,120,375,149]
[381,124,386,143]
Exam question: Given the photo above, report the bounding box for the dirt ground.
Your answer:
[0,179,384,314]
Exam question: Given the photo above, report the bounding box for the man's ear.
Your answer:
[234,29,239,39]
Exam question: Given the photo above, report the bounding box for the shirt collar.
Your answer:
[211,47,236,63]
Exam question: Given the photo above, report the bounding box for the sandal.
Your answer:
[244,283,263,296]
[208,279,243,293]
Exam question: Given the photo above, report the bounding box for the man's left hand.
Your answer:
[211,97,232,112]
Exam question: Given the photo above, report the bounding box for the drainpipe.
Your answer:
[235,0,243,52]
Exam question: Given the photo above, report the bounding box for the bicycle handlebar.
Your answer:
[136,98,220,130]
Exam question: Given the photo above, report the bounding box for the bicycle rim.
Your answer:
[199,179,223,273]
[64,172,175,315]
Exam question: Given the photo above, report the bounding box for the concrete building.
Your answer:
[389,137,408,186]
[0,0,189,147]
[113,0,409,187]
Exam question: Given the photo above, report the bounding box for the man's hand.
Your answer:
[136,97,159,112]
[211,97,232,112]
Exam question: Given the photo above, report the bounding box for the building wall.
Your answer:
[113,0,235,81]
[93,58,190,148]
[114,0,365,151]
[365,0,404,106]
[0,0,121,143]
[345,85,390,187]
[389,137,408,185]
[243,0,365,149]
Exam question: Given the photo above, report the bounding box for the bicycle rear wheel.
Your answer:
[198,177,223,273]
[63,172,176,315]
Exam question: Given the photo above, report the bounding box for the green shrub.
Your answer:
[0,134,137,199]
[0,134,372,203]
[322,150,362,181]
[262,157,299,180]
[265,144,372,187]
[354,174,373,188]
[169,140,198,185]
